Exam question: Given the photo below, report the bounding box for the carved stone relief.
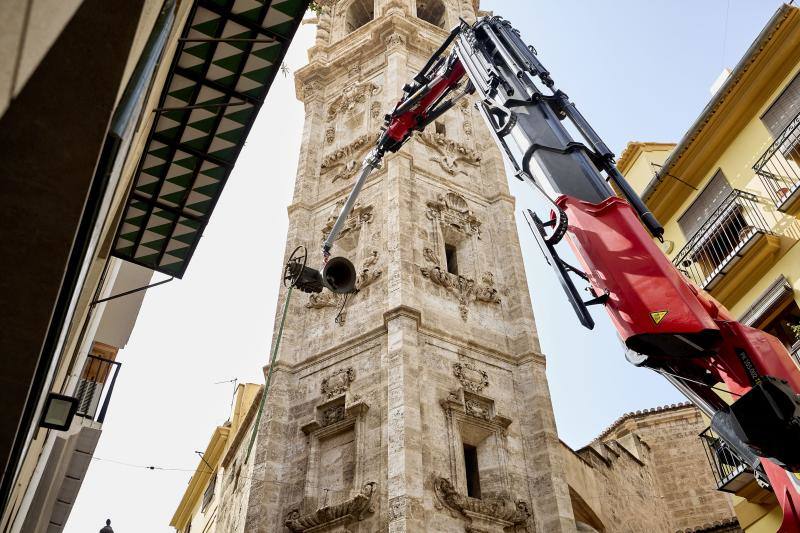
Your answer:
[325,126,335,145]
[306,291,340,310]
[425,191,482,239]
[417,130,481,176]
[327,81,381,122]
[370,101,382,120]
[321,403,346,426]
[320,134,375,183]
[453,362,489,393]
[433,477,531,532]
[356,250,382,290]
[321,367,355,398]
[284,481,376,532]
[421,248,501,320]
[321,201,373,243]
[300,81,322,102]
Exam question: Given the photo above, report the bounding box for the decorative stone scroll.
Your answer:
[425,191,482,239]
[320,134,376,183]
[321,201,373,243]
[453,362,489,393]
[327,81,381,122]
[433,477,531,531]
[417,130,481,176]
[420,247,501,320]
[321,367,355,399]
[356,250,382,290]
[284,481,377,532]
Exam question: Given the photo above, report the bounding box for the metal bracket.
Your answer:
[524,209,599,329]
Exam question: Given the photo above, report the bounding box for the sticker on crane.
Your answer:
[650,311,668,325]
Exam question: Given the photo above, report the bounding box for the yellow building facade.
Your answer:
[170,383,262,533]
[619,4,800,530]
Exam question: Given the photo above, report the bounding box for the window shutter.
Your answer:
[678,170,733,238]
[762,71,800,138]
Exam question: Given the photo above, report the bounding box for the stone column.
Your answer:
[515,356,576,532]
[383,307,425,532]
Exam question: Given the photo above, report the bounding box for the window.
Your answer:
[762,71,800,138]
[445,244,458,275]
[677,170,733,239]
[417,0,446,28]
[759,300,800,353]
[201,475,215,511]
[463,444,481,498]
[435,121,446,136]
[345,0,374,34]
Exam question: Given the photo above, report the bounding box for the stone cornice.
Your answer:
[383,305,422,327]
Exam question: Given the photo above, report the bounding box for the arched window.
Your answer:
[345,0,374,34]
[417,0,446,28]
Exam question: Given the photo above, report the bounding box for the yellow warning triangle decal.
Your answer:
[650,311,668,325]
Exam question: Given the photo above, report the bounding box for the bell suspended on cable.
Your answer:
[284,246,356,294]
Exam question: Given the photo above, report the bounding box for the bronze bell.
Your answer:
[321,256,357,294]
[292,257,357,294]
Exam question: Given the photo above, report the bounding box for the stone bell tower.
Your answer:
[243,1,577,531]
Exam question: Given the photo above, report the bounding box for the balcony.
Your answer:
[754,111,800,215]
[673,190,780,303]
[699,427,756,494]
[74,354,121,424]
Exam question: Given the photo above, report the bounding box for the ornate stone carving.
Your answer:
[433,477,531,529]
[348,63,361,79]
[417,131,481,176]
[463,120,473,137]
[475,272,501,305]
[453,362,489,393]
[321,404,345,426]
[425,191,482,238]
[300,81,322,101]
[325,126,335,145]
[423,246,439,266]
[284,481,377,532]
[465,398,492,420]
[320,134,375,183]
[306,290,340,309]
[356,250,382,290]
[370,101,382,119]
[420,248,501,320]
[327,81,381,122]
[322,201,373,242]
[321,368,355,398]
[384,32,406,47]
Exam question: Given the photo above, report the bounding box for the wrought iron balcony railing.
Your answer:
[699,427,755,493]
[754,111,800,212]
[74,354,121,424]
[673,190,773,290]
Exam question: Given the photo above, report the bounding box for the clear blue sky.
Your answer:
[66,1,787,531]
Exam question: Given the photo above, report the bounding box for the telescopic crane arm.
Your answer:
[321,16,800,530]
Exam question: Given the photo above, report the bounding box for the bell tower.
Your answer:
[243,1,577,531]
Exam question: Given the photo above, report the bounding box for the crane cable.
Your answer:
[246,284,293,462]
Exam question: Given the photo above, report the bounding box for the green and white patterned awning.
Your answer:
[112,0,308,277]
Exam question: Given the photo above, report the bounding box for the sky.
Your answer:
[66,1,787,531]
